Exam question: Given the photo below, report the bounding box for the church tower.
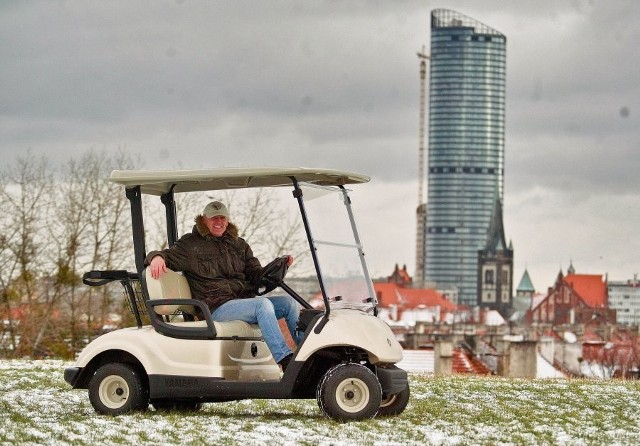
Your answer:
[477,197,513,316]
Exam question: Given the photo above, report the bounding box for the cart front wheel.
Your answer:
[317,363,381,422]
[89,363,149,415]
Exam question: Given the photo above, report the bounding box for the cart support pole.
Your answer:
[160,186,178,247]
[126,186,147,275]
[291,178,331,324]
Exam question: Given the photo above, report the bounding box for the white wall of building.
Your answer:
[608,277,640,325]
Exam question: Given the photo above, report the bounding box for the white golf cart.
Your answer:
[64,167,409,422]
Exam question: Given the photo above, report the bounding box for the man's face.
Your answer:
[204,215,228,237]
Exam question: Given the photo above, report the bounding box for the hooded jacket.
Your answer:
[144,215,263,312]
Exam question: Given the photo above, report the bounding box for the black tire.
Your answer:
[88,363,149,415]
[317,363,382,422]
[153,401,203,412]
[378,384,410,417]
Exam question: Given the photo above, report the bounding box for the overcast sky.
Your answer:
[1,0,638,291]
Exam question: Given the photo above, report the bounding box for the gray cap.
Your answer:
[202,201,229,218]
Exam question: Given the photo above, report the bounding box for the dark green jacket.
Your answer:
[144,216,263,312]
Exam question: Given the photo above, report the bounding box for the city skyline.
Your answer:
[1,1,638,290]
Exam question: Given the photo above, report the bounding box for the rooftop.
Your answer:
[517,269,536,293]
[374,282,458,318]
[432,8,505,38]
[565,274,607,308]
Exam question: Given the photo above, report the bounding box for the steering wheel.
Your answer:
[257,256,290,295]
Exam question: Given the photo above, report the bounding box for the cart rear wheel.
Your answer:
[89,363,149,415]
[317,363,381,422]
[378,384,410,417]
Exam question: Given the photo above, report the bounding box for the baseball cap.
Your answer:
[202,201,229,218]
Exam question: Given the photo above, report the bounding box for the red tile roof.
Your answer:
[452,347,492,375]
[582,330,603,343]
[374,282,457,317]
[565,274,607,308]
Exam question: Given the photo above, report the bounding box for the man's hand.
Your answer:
[149,255,168,279]
[286,255,294,267]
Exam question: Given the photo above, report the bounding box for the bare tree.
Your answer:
[41,153,96,355]
[144,189,205,251]
[82,150,139,335]
[0,149,142,358]
[43,149,140,356]
[0,154,52,357]
[0,175,19,354]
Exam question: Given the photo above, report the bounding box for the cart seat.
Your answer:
[144,268,195,316]
[144,267,262,338]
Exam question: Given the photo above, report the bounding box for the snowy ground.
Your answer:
[2,359,640,445]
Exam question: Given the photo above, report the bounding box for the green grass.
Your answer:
[1,360,640,445]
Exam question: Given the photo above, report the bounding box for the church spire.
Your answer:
[484,194,508,253]
[567,259,576,275]
[517,269,535,294]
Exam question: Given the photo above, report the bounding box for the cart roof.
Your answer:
[109,167,370,195]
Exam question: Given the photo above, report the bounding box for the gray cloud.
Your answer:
[1,0,638,286]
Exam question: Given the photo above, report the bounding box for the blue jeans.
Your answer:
[211,296,301,363]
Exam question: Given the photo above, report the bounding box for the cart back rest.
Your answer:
[144,268,196,316]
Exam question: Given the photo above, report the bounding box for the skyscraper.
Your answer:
[423,9,509,307]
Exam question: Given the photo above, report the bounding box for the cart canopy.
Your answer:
[109,167,370,196]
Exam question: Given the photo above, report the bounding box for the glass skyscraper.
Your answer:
[423,9,507,307]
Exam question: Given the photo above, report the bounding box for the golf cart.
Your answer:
[64,167,409,422]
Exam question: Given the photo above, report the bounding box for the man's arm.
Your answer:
[144,234,194,278]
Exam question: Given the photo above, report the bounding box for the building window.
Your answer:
[485,270,494,284]
[484,292,495,302]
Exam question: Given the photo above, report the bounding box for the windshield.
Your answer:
[299,183,376,312]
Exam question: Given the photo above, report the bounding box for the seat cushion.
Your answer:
[166,320,262,338]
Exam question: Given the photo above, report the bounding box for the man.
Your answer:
[145,200,299,370]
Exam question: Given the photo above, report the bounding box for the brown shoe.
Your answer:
[278,353,294,371]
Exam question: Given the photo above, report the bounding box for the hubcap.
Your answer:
[99,375,130,409]
[335,378,370,413]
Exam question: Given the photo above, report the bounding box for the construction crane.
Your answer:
[417,46,430,207]
[415,46,430,288]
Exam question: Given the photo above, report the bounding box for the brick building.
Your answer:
[526,268,616,325]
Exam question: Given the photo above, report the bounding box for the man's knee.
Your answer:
[281,296,300,316]
[255,297,276,316]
